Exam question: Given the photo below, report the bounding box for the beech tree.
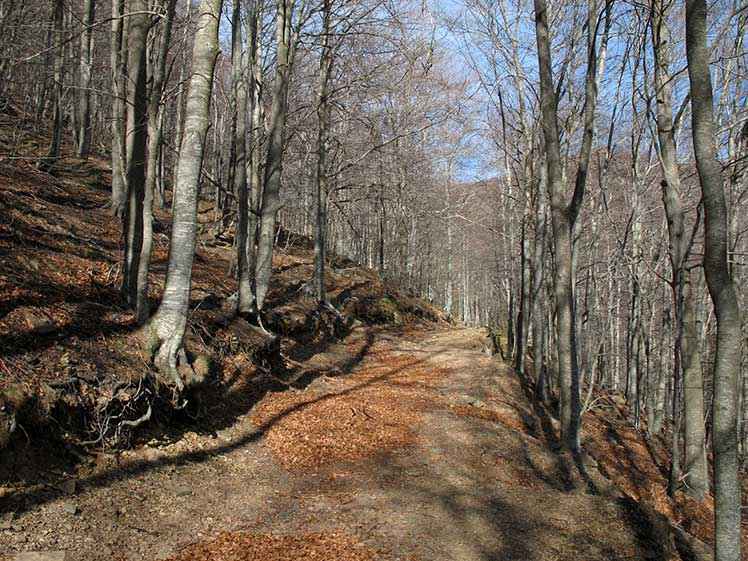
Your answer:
[312,0,332,305]
[121,0,149,316]
[650,0,708,498]
[686,0,742,557]
[533,0,610,452]
[74,0,95,158]
[110,0,127,217]
[146,0,224,387]
[39,0,64,172]
[232,0,252,315]
[254,0,297,318]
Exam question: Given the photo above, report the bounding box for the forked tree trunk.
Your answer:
[650,0,708,498]
[145,0,224,387]
[534,0,575,451]
[686,1,742,559]
[533,0,608,452]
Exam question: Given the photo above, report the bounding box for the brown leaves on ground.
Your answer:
[584,407,676,514]
[493,453,545,490]
[251,350,451,471]
[448,403,528,433]
[167,531,380,561]
[584,401,748,553]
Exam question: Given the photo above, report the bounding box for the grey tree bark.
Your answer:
[122,0,149,311]
[313,0,333,305]
[40,0,64,173]
[531,169,548,399]
[145,0,224,387]
[246,0,263,301]
[75,0,95,158]
[110,0,127,217]
[682,271,708,498]
[254,0,295,314]
[170,0,193,208]
[138,0,177,323]
[232,0,254,315]
[685,0,742,559]
[650,0,708,499]
[533,0,607,451]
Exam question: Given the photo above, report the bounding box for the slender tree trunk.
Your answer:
[138,0,177,323]
[122,0,149,309]
[682,270,709,497]
[651,0,708,497]
[313,0,332,305]
[75,0,95,158]
[534,0,579,452]
[171,0,193,208]
[233,0,254,315]
[254,0,294,313]
[533,0,608,452]
[686,1,742,559]
[246,0,263,297]
[40,0,64,172]
[444,168,454,316]
[515,214,531,376]
[146,0,224,387]
[110,0,127,216]
[378,184,386,276]
[531,173,548,397]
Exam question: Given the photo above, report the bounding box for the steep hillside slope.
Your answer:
[0,108,446,467]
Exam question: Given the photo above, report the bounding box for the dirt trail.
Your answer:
[1,327,672,561]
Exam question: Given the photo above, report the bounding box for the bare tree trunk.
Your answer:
[313,0,332,305]
[686,1,742,558]
[40,0,64,172]
[110,0,127,216]
[514,213,531,376]
[534,0,605,452]
[682,270,708,498]
[75,0,95,158]
[122,0,149,310]
[170,0,193,208]
[232,0,253,315]
[254,0,294,314]
[138,0,177,323]
[532,179,548,400]
[650,0,708,498]
[145,0,224,387]
[246,0,263,300]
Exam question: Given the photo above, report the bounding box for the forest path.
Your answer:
[2,327,669,561]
